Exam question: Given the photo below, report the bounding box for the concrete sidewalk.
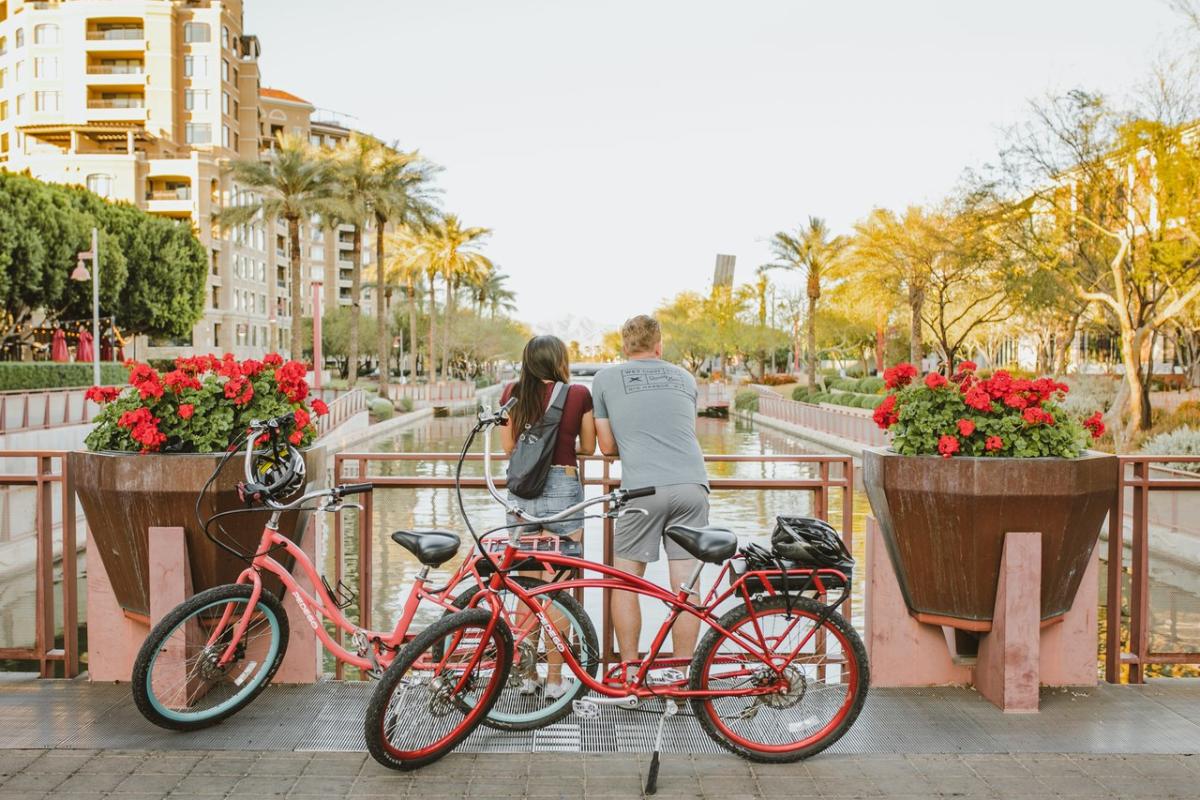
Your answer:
[0,749,1197,799]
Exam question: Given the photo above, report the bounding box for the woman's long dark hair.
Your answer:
[510,335,571,433]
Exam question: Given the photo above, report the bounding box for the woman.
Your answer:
[499,335,595,699]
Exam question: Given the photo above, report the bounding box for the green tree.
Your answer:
[769,217,845,387]
[215,133,331,358]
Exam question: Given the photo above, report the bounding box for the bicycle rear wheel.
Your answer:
[689,595,868,763]
[365,608,513,771]
[131,583,289,731]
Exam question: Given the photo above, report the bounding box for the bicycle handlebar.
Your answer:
[623,486,656,500]
[339,482,374,496]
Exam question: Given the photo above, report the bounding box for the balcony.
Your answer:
[86,63,146,86]
[145,181,192,217]
[85,24,145,51]
[86,93,145,123]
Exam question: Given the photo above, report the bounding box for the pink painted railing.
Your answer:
[0,389,97,435]
[386,381,476,406]
[752,386,890,447]
[697,382,731,409]
[315,388,368,438]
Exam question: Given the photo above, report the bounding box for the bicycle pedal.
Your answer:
[647,668,685,685]
[572,699,601,720]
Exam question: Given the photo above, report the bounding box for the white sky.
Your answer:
[246,0,1184,337]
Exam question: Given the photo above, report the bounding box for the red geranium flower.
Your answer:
[178,403,195,420]
[964,385,992,412]
[872,394,898,429]
[924,372,948,390]
[163,369,202,394]
[958,361,977,373]
[984,370,1012,400]
[293,408,310,430]
[883,363,918,389]
[311,399,329,416]
[1022,407,1055,426]
[288,429,303,445]
[223,376,254,406]
[1083,411,1106,438]
[85,385,120,404]
[263,352,284,367]
[985,435,1004,452]
[937,434,960,458]
[957,418,976,437]
[1003,393,1029,410]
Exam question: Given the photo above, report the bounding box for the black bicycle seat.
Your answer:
[390,530,461,567]
[664,525,738,564]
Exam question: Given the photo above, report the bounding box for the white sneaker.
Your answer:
[519,678,540,696]
[544,680,572,700]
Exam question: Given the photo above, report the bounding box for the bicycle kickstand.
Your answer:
[644,697,678,795]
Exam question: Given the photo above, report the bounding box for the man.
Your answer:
[592,314,709,675]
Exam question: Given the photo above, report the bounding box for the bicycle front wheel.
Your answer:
[131,583,289,731]
[446,576,598,731]
[689,595,868,763]
[365,608,513,771]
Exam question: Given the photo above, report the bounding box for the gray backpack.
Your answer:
[506,382,568,500]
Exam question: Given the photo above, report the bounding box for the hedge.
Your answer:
[0,362,128,391]
[734,389,760,413]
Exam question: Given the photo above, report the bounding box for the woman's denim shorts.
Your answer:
[506,466,585,536]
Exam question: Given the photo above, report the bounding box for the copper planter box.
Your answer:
[71,447,326,617]
[863,448,1117,625]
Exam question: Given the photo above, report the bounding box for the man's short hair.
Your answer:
[621,315,661,354]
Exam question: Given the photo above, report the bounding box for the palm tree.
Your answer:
[474,270,517,318]
[367,147,438,397]
[770,217,844,388]
[408,216,493,379]
[325,133,379,386]
[382,228,427,379]
[215,133,330,358]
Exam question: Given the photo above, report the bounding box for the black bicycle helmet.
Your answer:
[771,516,853,570]
[247,441,306,502]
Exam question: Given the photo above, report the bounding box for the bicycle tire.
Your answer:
[365,608,513,771]
[445,576,598,731]
[131,583,289,731]
[688,594,868,763]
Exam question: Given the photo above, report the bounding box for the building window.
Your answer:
[34,90,59,112]
[221,59,229,81]
[222,124,230,147]
[185,123,212,144]
[222,25,229,47]
[184,55,209,77]
[34,57,59,79]
[213,322,222,345]
[0,68,5,89]
[86,174,114,198]
[14,28,23,48]
[184,22,210,43]
[14,61,22,81]
[221,91,229,114]
[184,89,209,111]
[33,24,59,45]
[14,94,23,115]
[211,286,220,309]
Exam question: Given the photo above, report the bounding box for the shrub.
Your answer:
[829,378,859,392]
[858,376,885,394]
[84,354,327,453]
[1061,375,1119,417]
[756,373,795,386]
[734,388,759,413]
[397,396,415,414]
[874,362,1104,459]
[1139,427,1200,473]
[474,375,493,389]
[370,397,395,420]
[792,386,812,402]
[861,395,885,410]
[0,362,127,391]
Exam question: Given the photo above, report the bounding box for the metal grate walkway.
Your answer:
[4,675,1200,755]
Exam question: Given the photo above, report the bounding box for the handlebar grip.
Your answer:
[339,482,374,495]
[623,486,656,500]
[499,397,517,414]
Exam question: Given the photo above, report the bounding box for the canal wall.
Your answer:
[738,409,866,458]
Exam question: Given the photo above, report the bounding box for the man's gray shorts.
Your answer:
[614,483,709,563]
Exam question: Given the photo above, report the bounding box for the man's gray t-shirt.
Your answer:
[592,359,709,491]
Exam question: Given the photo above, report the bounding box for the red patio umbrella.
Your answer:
[51,329,69,362]
[76,329,94,363]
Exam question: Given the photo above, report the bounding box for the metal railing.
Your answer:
[751,386,889,447]
[0,389,96,436]
[87,99,144,109]
[0,452,80,677]
[86,65,145,75]
[330,450,855,678]
[146,188,191,201]
[315,388,368,438]
[386,381,476,406]
[1106,454,1200,683]
[86,29,144,41]
[696,382,731,410]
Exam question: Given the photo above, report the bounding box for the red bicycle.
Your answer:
[365,401,869,775]
[131,413,515,770]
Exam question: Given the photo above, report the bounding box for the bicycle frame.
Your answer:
[461,541,852,701]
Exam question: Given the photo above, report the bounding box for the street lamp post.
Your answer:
[72,228,101,386]
[312,278,323,391]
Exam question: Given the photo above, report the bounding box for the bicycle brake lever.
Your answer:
[615,507,650,519]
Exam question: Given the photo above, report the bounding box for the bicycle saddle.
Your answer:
[390,530,461,567]
[664,525,738,564]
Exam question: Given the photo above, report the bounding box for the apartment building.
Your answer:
[0,0,358,359]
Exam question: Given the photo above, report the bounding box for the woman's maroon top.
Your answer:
[500,381,593,467]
